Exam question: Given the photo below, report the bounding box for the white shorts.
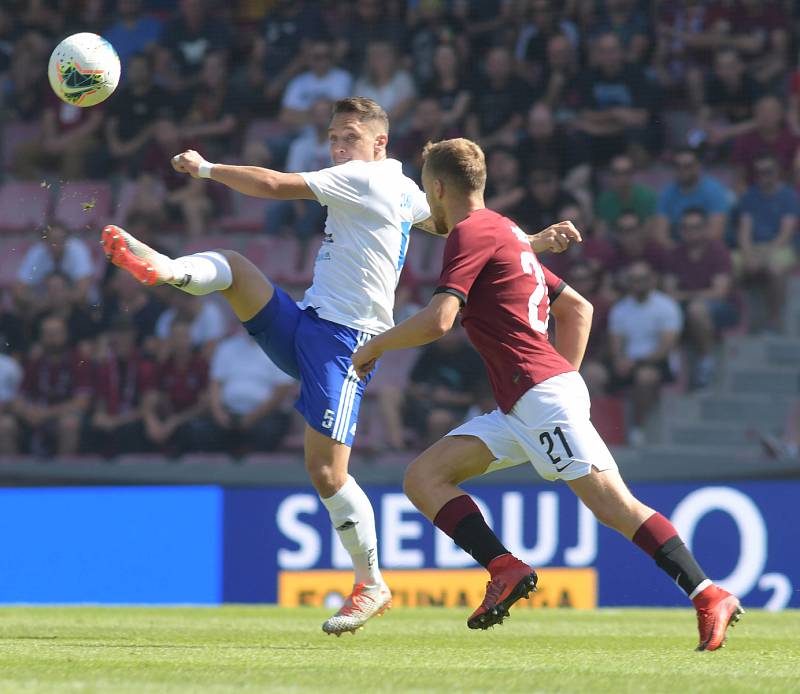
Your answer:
[447,371,618,482]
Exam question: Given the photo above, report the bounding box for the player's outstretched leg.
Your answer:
[567,467,743,651]
[404,435,538,630]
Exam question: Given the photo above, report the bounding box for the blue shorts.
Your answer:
[243,285,375,447]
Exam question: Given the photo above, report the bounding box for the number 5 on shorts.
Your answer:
[321,409,335,429]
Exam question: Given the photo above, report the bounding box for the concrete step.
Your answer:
[665,421,762,449]
[663,394,790,427]
[723,335,800,369]
[721,367,800,396]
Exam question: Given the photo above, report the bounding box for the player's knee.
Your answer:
[403,458,429,505]
[305,458,346,497]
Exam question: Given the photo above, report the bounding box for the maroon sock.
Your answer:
[632,512,709,598]
[433,495,509,568]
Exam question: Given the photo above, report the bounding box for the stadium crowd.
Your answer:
[0,0,799,457]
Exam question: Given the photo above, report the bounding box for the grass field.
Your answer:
[0,607,797,693]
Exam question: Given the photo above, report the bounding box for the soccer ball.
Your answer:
[48,33,120,107]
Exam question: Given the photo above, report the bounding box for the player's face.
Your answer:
[328,114,386,165]
[421,164,449,236]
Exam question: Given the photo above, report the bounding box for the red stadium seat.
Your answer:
[590,396,626,446]
[0,182,51,232]
[1,122,42,172]
[53,181,112,231]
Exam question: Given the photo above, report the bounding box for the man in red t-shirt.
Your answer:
[352,138,742,652]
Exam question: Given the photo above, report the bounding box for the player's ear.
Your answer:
[374,132,388,156]
[434,178,444,199]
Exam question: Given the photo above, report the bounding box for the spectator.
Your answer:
[280,38,353,130]
[737,154,799,331]
[353,41,416,127]
[102,0,163,71]
[420,43,471,130]
[515,0,579,82]
[15,225,95,311]
[663,208,739,388]
[13,313,91,456]
[596,154,657,235]
[202,328,294,454]
[574,32,656,165]
[0,350,22,455]
[100,266,165,351]
[157,0,232,90]
[731,96,800,187]
[30,273,99,352]
[141,319,209,453]
[406,0,467,86]
[517,102,590,198]
[589,0,651,65]
[182,51,238,159]
[105,52,171,173]
[392,98,460,180]
[12,88,104,180]
[337,0,397,73]
[141,116,211,235]
[484,147,525,215]
[538,32,582,122]
[609,261,683,445]
[401,326,488,447]
[652,147,732,246]
[607,210,667,278]
[692,49,760,147]
[265,98,330,240]
[0,291,27,358]
[567,262,614,397]
[466,45,532,149]
[88,316,156,456]
[155,291,227,352]
[510,167,579,236]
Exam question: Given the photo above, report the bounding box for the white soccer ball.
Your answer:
[48,33,121,107]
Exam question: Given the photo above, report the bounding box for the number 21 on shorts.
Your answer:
[520,251,549,334]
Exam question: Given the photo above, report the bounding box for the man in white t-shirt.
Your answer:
[608,261,683,445]
[15,225,95,307]
[0,352,22,455]
[102,96,568,635]
[280,39,353,129]
[205,328,295,452]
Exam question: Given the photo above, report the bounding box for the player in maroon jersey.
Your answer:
[352,138,743,651]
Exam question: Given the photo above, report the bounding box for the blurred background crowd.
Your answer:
[0,0,798,461]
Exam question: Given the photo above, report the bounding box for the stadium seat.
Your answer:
[0,182,51,232]
[590,396,627,446]
[179,453,234,466]
[219,192,271,233]
[0,237,33,287]
[242,236,301,283]
[115,454,169,466]
[241,453,302,467]
[181,235,240,256]
[53,181,112,231]
[1,121,41,172]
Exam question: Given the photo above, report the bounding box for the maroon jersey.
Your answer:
[22,352,92,406]
[436,208,574,413]
[93,352,156,416]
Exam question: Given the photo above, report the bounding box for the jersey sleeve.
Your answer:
[411,185,430,224]
[542,265,567,302]
[434,225,496,305]
[299,160,370,208]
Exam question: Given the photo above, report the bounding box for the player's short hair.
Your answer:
[422,138,487,193]
[332,97,389,134]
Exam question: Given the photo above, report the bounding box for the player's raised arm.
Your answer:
[529,220,583,254]
[549,283,593,370]
[171,149,316,201]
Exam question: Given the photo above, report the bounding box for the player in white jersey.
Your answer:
[102,97,574,635]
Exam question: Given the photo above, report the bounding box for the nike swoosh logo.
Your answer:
[555,460,574,473]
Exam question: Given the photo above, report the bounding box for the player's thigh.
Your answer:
[216,249,275,322]
[403,434,497,520]
[566,467,653,537]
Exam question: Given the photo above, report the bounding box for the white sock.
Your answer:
[321,475,383,586]
[170,251,232,296]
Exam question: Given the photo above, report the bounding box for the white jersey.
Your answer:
[299,158,430,333]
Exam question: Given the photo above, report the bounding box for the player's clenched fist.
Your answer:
[352,341,382,381]
[171,149,206,178]
[531,220,583,254]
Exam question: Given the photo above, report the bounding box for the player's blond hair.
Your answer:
[333,97,389,134]
[422,138,487,193]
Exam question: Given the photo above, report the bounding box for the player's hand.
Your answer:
[352,341,382,381]
[171,149,206,178]
[530,220,583,254]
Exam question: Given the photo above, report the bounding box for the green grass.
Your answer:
[0,607,797,693]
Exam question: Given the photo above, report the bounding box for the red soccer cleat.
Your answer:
[694,585,744,651]
[101,224,172,286]
[467,554,538,630]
